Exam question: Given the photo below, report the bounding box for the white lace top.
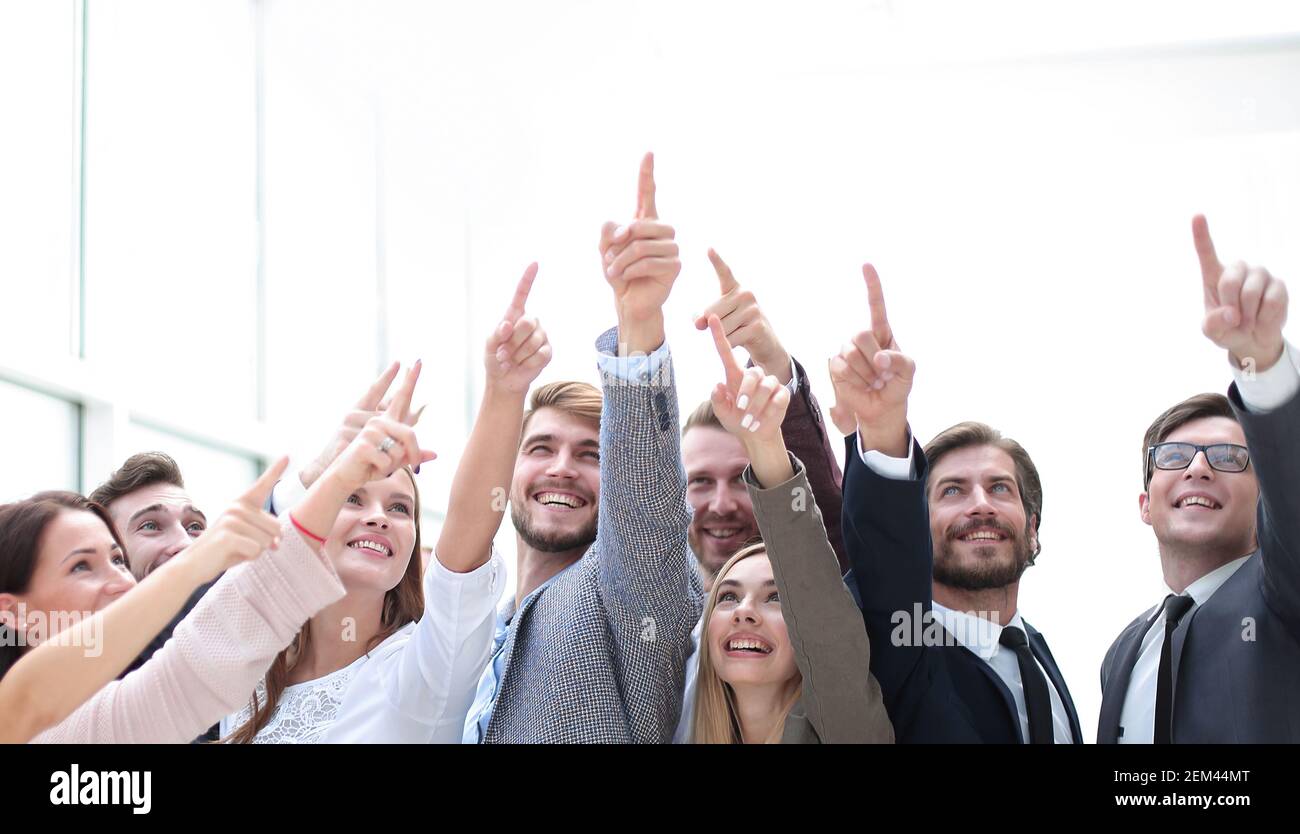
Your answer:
[220,654,366,744]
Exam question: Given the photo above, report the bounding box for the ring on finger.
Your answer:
[378,436,398,455]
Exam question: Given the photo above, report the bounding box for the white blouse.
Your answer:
[221,549,504,744]
[222,650,368,743]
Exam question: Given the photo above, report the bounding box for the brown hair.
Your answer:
[1141,393,1238,488]
[691,542,802,744]
[682,399,724,436]
[89,452,186,510]
[0,492,129,679]
[924,421,1044,559]
[222,469,425,743]
[521,381,602,438]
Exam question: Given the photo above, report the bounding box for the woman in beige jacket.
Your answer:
[690,316,893,744]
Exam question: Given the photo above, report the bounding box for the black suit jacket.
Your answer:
[842,436,1082,743]
[1098,384,1300,743]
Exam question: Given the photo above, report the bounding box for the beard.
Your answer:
[687,512,757,578]
[933,518,1034,591]
[510,496,598,554]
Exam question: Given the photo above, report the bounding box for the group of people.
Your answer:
[0,155,1295,744]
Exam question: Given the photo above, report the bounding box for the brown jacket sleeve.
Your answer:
[753,356,848,573]
[745,455,893,744]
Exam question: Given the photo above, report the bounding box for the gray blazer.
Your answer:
[1098,385,1300,743]
[746,456,894,744]
[483,328,702,743]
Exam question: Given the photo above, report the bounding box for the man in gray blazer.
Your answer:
[1098,215,1299,743]
[471,154,702,743]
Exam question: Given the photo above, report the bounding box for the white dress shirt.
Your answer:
[1115,555,1250,744]
[1118,340,1299,743]
[931,602,1076,743]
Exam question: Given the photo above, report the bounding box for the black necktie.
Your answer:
[999,625,1054,744]
[1154,594,1196,745]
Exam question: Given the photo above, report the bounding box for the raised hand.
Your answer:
[692,249,793,385]
[598,153,681,354]
[485,263,552,394]
[827,264,915,457]
[708,314,790,444]
[181,457,289,583]
[322,361,437,494]
[300,361,404,489]
[1193,214,1289,372]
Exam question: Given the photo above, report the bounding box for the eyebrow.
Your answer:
[716,578,777,590]
[61,542,120,566]
[352,487,416,505]
[521,433,600,449]
[127,504,208,526]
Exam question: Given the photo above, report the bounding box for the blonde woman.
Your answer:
[690,315,893,744]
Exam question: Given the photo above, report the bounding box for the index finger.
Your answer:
[356,361,400,410]
[636,152,657,220]
[241,456,289,507]
[708,248,740,294]
[504,262,538,322]
[708,314,743,386]
[385,360,422,423]
[863,263,891,340]
[1192,214,1224,291]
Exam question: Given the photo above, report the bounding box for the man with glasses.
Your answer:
[1097,215,1299,743]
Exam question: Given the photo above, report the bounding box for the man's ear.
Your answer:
[1138,492,1152,526]
[1028,515,1040,559]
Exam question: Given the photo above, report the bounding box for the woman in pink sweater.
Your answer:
[0,364,432,743]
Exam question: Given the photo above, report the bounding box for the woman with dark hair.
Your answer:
[223,265,551,743]
[1,363,432,743]
[0,467,285,743]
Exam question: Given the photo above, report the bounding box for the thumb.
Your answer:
[1202,306,1239,343]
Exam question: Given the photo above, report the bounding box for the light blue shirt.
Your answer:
[462,560,579,743]
[462,335,671,744]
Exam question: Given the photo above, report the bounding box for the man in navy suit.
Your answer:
[830,263,1081,743]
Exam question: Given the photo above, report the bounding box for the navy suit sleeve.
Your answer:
[1232,385,1300,636]
[841,433,938,730]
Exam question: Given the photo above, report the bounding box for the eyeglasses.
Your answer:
[1144,442,1251,487]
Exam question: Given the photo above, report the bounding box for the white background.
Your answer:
[2,0,1299,742]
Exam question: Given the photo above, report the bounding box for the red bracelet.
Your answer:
[290,514,327,545]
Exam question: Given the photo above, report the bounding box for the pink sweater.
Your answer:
[34,519,345,743]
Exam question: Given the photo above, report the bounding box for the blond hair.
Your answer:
[690,542,802,744]
[521,381,602,437]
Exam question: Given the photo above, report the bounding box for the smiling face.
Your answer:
[683,426,758,577]
[323,469,419,596]
[107,483,207,580]
[509,407,600,554]
[705,554,798,689]
[928,445,1037,592]
[1140,416,1258,557]
[3,510,136,645]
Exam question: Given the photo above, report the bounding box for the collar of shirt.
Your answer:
[1150,554,1251,619]
[930,600,1024,661]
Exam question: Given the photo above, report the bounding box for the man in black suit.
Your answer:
[830,263,1081,743]
[1098,216,1298,743]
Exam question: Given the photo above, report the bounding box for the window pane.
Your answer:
[0,379,79,502]
[0,1,77,357]
[121,422,260,519]
[81,0,259,422]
